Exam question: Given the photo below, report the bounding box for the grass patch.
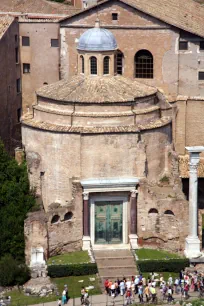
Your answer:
[47,251,90,265]
[136,248,182,260]
[8,275,101,306]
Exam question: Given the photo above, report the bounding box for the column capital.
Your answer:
[131,190,138,198]
[189,162,199,173]
[83,192,89,200]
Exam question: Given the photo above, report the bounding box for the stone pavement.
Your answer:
[29,290,201,306]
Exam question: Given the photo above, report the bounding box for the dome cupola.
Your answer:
[77,20,117,77]
[77,19,117,52]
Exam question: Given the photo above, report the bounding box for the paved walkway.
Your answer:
[30,290,201,306]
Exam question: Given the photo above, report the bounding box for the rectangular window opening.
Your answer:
[15,35,18,43]
[112,13,118,20]
[22,36,30,46]
[16,78,21,93]
[200,41,204,51]
[15,47,19,63]
[17,108,21,122]
[51,39,59,47]
[198,71,204,80]
[23,63,30,73]
[179,41,188,51]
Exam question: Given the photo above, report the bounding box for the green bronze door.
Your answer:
[95,201,123,244]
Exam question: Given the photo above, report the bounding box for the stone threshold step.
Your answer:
[95,256,133,260]
[98,265,136,269]
[101,275,135,279]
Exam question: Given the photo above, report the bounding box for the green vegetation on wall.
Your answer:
[0,140,35,260]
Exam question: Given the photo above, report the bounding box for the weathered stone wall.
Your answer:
[0,18,21,154]
[19,22,60,113]
[174,98,204,156]
[24,211,48,265]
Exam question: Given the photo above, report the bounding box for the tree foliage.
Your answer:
[0,140,35,260]
[0,254,30,286]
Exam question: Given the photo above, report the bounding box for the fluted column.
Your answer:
[82,192,91,250]
[185,146,204,258]
[129,189,138,249]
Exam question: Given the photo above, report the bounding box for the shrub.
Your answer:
[48,263,98,278]
[0,255,30,286]
[137,258,189,273]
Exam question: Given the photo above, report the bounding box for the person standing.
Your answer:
[138,284,144,303]
[104,279,109,294]
[144,284,150,302]
[120,279,125,296]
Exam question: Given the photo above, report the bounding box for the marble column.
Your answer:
[82,192,91,250]
[129,190,138,249]
[185,146,204,258]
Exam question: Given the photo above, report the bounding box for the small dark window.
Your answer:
[112,13,118,20]
[115,50,124,75]
[51,215,60,224]
[16,78,21,93]
[64,212,73,221]
[179,41,188,50]
[51,39,59,47]
[90,56,97,75]
[200,41,204,50]
[17,108,21,122]
[148,208,158,214]
[23,63,30,73]
[199,71,204,80]
[43,82,48,85]
[80,55,84,74]
[15,35,18,43]
[135,50,153,79]
[15,47,19,63]
[164,210,174,216]
[103,56,110,75]
[22,36,30,46]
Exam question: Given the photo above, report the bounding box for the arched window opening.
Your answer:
[103,56,110,75]
[115,50,124,75]
[135,50,153,79]
[64,212,73,221]
[164,210,175,216]
[148,208,158,214]
[90,56,97,75]
[51,215,60,224]
[80,55,84,74]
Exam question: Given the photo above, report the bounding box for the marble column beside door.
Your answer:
[82,192,91,250]
[129,189,138,249]
[185,146,204,258]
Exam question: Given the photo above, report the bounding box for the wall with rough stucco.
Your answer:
[0,19,21,154]
[19,22,60,113]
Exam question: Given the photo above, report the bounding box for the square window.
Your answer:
[16,78,21,93]
[22,36,30,46]
[23,63,30,73]
[112,13,118,20]
[179,41,188,50]
[198,71,204,80]
[200,41,204,51]
[51,39,59,47]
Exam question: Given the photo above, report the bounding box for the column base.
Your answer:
[82,236,91,251]
[184,236,202,259]
[129,234,138,250]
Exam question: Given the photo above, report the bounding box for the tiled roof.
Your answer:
[0,15,14,39]
[37,75,157,103]
[0,0,79,15]
[61,0,204,38]
[22,116,171,133]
